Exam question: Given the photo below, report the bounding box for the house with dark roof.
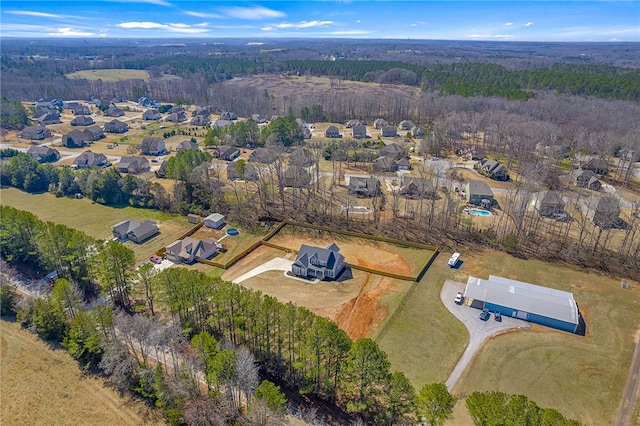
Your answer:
[379,143,405,159]
[395,157,410,170]
[289,148,314,167]
[117,156,150,174]
[71,115,94,126]
[249,148,278,164]
[156,160,168,178]
[36,111,61,125]
[72,105,91,115]
[465,181,494,207]
[373,118,387,129]
[291,243,345,280]
[191,115,210,126]
[213,119,233,129]
[581,195,620,228]
[399,177,436,199]
[215,145,240,161]
[167,106,185,115]
[35,98,63,108]
[166,111,187,123]
[192,107,212,117]
[399,120,415,131]
[27,146,60,163]
[529,191,565,218]
[302,127,312,139]
[227,161,259,181]
[352,124,368,139]
[112,220,159,243]
[581,158,609,175]
[62,129,91,148]
[104,106,124,117]
[165,237,218,264]
[104,120,129,133]
[20,125,52,141]
[536,143,571,159]
[381,125,397,137]
[281,166,312,188]
[83,126,105,141]
[176,141,200,152]
[345,119,364,128]
[296,118,307,128]
[373,155,399,172]
[251,114,266,124]
[348,177,381,197]
[325,126,341,138]
[477,158,509,181]
[410,125,424,138]
[140,137,166,156]
[73,150,109,169]
[142,109,162,121]
[219,111,238,121]
[568,169,601,191]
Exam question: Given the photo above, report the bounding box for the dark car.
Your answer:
[494,311,502,322]
[479,308,490,321]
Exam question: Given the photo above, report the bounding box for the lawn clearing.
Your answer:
[0,188,193,263]
[450,248,640,425]
[0,320,163,426]
[65,69,150,82]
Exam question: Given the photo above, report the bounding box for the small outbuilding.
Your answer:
[204,213,226,229]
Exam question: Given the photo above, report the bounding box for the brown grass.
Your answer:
[0,321,163,426]
[65,69,150,82]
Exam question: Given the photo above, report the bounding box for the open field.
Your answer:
[444,248,640,425]
[0,188,193,263]
[65,69,150,82]
[0,320,163,426]
[266,223,434,277]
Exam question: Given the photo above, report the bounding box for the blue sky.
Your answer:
[1,1,639,41]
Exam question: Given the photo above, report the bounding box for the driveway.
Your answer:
[233,257,294,284]
[441,279,530,391]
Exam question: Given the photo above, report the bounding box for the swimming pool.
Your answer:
[465,208,491,216]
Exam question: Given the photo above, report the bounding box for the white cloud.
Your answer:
[223,6,285,20]
[7,11,70,19]
[116,21,209,33]
[505,22,513,26]
[277,21,334,29]
[525,22,534,27]
[184,11,222,19]
[356,20,361,23]
[409,21,427,27]
[468,33,515,40]
[48,28,96,37]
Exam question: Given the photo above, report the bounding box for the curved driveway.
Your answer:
[441,279,530,391]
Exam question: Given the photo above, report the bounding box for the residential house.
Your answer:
[381,125,397,137]
[27,146,60,163]
[104,106,124,117]
[84,125,105,141]
[325,126,341,138]
[167,106,185,115]
[348,177,381,197]
[204,213,226,229]
[345,119,364,128]
[296,118,307,128]
[373,155,398,172]
[72,105,91,115]
[219,112,238,121]
[463,145,486,161]
[176,141,200,152]
[165,111,187,123]
[36,111,61,125]
[112,220,159,243]
[529,191,565,218]
[477,158,509,181]
[291,243,345,281]
[215,145,240,161]
[117,156,150,174]
[138,97,160,108]
[156,161,168,178]
[399,120,415,131]
[581,195,620,228]
[142,109,162,120]
[289,148,314,167]
[410,125,424,138]
[227,162,258,181]
[536,143,571,159]
[20,125,52,141]
[62,129,91,148]
[213,119,233,129]
[73,150,109,169]
[399,177,436,199]
[249,148,278,164]
[191,115,210,126]
[373,118,387,129]
[165,237,218,264]
[395,157,410,170]
[581,158,609,175]
[465,181,494,207]
[379,143,405,159]
[352,124,368,139]
[302,127,312,139]
[35,98,63,108]
[568,169,601,191]
[71,115,94,126]
[140,137,166,156]
[251,114,266,124]
[103,119,129,133]
[192,107,212,117]
[281,166,312,188]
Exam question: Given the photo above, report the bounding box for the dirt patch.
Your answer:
[356,254,411,277]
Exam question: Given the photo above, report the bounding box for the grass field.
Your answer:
[65,69,150,82]
[0,188,193,263]
[0,320,163,426]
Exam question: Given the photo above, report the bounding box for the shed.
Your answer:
[204,213,226,229]
[187,214,202,224]
[464,275,580,333]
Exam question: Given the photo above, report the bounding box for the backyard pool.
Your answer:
[226,227,240,236]
[464,208,492,216]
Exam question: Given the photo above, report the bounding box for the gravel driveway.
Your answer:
[441,279,530,391]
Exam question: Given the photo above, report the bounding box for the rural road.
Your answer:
[441,279,530,391]
[614,326,640,426]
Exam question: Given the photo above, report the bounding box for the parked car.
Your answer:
[454,292,463,305]
[150,256,161,264]
[479,308,490,321]
[494,311,502,322]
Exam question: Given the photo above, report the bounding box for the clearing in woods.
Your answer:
[65,69,150,82]
[0,320,163,426]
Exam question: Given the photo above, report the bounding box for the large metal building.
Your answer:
[464,275,580,333]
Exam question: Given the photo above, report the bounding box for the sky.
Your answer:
[1,1,639,42]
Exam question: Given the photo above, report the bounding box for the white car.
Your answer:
[454,292,463,305]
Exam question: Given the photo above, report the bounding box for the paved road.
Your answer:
[441,279,530,391]
[614,327,640,426]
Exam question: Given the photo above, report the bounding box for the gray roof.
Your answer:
[293,243,343,271]
[74,150,108,168]
[467,180,494,197]
[113,220,141,235]
[176,140,200,151]
[465,275,579,325]
[249,148,278,164]
[204,213,225,223]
